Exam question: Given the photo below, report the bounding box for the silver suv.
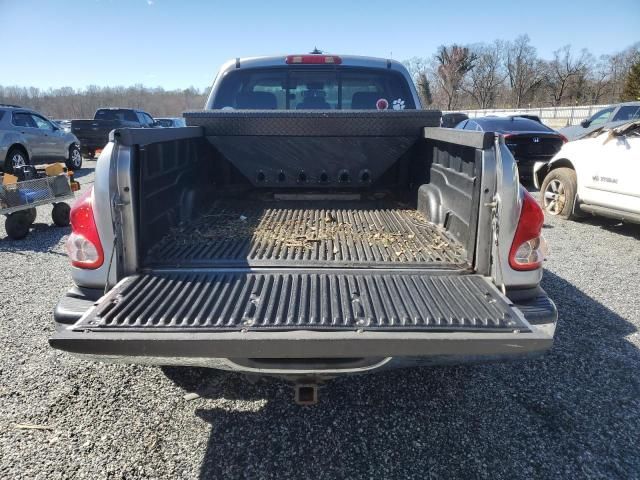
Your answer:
[0,104,82,173]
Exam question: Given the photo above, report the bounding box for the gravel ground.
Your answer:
[0,165,639,479]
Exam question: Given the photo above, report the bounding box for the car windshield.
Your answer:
[475,117,553,133]
[95,109,138,121]
[212,67,415,110]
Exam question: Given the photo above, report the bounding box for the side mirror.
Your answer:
[580,119,590,128]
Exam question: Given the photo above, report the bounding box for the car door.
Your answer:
[11,111,45,162]
[30,113,66,161]
[589,130,640,213]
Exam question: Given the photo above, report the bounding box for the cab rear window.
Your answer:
[212,67,415,110]
[95,109,138,122]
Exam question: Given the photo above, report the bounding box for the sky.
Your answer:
[1,0,638,90]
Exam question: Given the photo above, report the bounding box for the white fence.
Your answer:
[446,104,611,128]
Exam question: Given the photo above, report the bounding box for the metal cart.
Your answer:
[0,174,79,240]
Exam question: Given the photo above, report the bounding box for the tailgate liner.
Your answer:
[73,271,529,333]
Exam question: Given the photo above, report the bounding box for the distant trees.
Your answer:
[434,45,477,109]
[622,59,640,101]
[546,45,591,106]
[403,38,640,110]
[505,35,546,108]
[0,85,209,119]
[1,38,639,116]
[463,41,507,109]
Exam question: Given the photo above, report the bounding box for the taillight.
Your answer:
[285,54,342,65]
[559,133,568,143]
[65,186,104,269]
[509,189,546,271]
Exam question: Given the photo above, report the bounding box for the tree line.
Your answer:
[0,85,209,120]
[403,35,640,110]
[1,35,639,118]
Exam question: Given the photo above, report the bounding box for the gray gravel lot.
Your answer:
[1,164,639,479]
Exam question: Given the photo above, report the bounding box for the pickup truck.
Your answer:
[71,108,159,159]
[51,54,557,402]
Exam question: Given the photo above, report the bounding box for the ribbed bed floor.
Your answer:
[146,199,467,268]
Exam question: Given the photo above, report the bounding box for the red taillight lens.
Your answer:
[559,133,568,143]
[509,189,546,271]
[65,186,104,269]
[285,55,342,65]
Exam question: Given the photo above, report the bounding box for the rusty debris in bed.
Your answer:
[154,201,466,264]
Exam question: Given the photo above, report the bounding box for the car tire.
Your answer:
[4,147,29,174]
[25,207,37,225]
[5,211,31,240]
[540,167,579,219]
[52,202,71,227]
[67,145,82,170]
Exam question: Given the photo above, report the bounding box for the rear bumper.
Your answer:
[52,286,557,369]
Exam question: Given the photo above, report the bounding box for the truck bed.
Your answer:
[146,198,467,269]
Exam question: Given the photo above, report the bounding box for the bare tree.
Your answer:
[505,35,545,108]
[586,55,613,104]
[463,41,507,108]
[546,45,591,105]
[434,45,477,110]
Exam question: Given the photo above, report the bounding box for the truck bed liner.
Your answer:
[146,199,467,268]
[72,271,530,333]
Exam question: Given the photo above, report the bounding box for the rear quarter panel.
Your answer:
[70,143,116,289]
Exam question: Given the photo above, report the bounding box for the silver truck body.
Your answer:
[51,56,556,379]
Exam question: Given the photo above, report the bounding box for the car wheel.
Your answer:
[52,202,71,227]
[4,147,29,174]
[67,145,82,170]
[5,211,31,239]
[25,207,37,224]
[540,167,579,219]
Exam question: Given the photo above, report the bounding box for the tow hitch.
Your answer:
[294,384,319,406]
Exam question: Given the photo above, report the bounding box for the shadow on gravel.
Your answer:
[574,216,640,240]
[163,270,640,479]
[0,224,68,252]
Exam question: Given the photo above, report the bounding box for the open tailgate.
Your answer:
[51,271,553,358]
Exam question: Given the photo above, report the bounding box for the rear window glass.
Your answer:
[0,111,4,121]
[212,67,415,110]
[475,117,553,132]
[95,109,139,122]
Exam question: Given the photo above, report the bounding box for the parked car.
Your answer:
[156,117,186,128]
[0,104,82,173]
[455,116,566,183]
[559,102,640,141]
[535,120,640,223]
[71,108,160,159]
[51,54,557,402]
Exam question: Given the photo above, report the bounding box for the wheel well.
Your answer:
[6,143,28,160]
[537,158,574,187]
[549,158,575,171]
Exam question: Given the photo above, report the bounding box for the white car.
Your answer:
[534,121,640,223]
